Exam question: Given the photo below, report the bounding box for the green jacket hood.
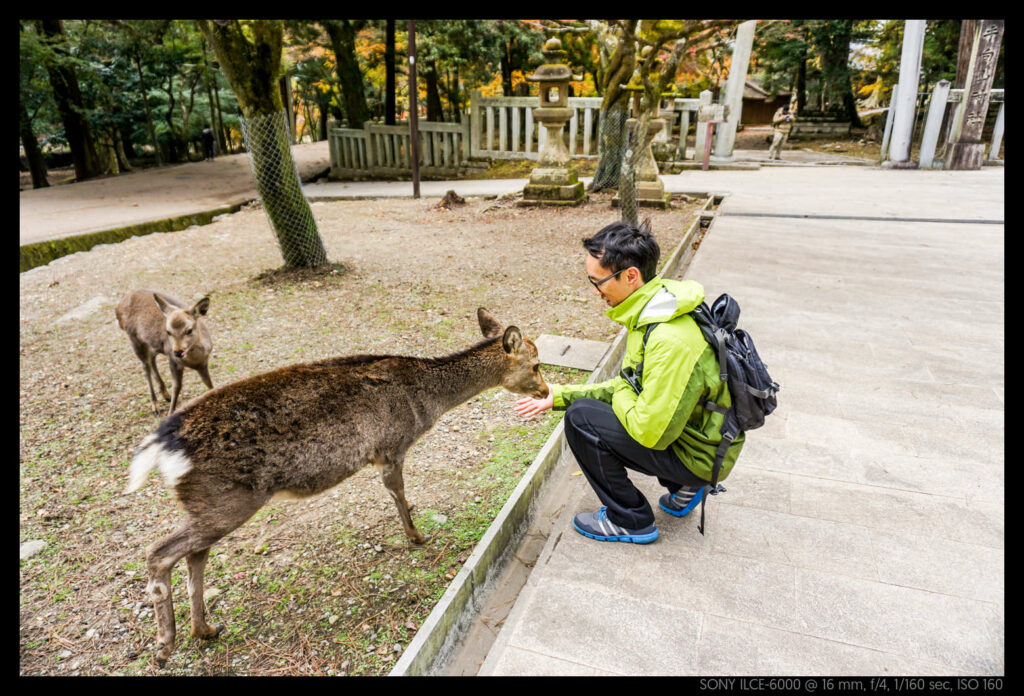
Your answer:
[605,276,705,330]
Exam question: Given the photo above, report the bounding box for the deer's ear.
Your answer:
[477,308,502,338]
[153,293,172,316]
[502,326,523,354]
[191,296,210,317]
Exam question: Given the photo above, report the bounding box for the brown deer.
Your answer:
[115,291,213,417]
[124,308,548,667]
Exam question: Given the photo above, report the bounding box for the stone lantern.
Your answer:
[520,37,586,206]
[613,83,672,209]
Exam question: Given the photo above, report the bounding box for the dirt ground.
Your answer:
[19,191,701,675]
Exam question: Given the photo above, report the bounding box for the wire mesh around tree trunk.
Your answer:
[617,118,639,227]
[241,110,328,268]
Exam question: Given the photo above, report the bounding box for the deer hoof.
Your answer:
[412,532,430,545]
[153,645,169,669]
[193,623,224,640]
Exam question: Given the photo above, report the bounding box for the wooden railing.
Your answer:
[329,120,469,178]
[327,94,710,177]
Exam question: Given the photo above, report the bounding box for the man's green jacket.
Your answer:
[551,276,744,482]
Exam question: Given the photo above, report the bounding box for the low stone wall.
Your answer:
[19,203,247,273]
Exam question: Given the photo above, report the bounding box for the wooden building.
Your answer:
[741,80,792,125]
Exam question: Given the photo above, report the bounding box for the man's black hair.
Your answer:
[582,218,660,282]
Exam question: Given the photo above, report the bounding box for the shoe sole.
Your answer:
[572,520,659,544]
[659,490,704,518]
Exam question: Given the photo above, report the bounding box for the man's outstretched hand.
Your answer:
[514,391,553,419]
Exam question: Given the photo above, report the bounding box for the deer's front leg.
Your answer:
[379,456,428,544]
[167,359,184,417]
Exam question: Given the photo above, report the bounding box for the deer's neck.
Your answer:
[420,339,505,416]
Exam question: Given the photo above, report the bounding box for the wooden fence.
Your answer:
[329,120,469,178]
[328,93,707,177]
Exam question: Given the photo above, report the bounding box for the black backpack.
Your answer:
[622,293,779,535]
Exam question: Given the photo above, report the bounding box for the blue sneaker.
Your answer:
[572,507,659,544]
[658,485,705,517]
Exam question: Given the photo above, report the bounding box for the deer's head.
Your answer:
[477,308,549,399]
[154,294,210,361]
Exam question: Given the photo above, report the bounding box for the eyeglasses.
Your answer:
[588,268,626,290]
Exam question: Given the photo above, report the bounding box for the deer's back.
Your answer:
[162,355,439,496]
[116,290,184,350]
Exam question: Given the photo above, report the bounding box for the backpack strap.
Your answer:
[697,429,735,536]
[631,322,659,387]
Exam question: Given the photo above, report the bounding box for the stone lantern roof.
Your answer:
[527,37,572,83]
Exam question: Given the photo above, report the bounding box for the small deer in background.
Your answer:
[115,291,213,417]
[124,308,548,667]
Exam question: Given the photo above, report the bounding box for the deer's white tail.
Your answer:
[125,433,193,493]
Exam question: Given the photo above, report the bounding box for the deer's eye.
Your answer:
[186,329,193,335]
[166,330,171,335]
[532,364,540,372]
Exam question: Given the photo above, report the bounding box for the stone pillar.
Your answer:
[918,80,951,169]
[677,106,691,160]
[879,83,898,161]
[633,110,670,207]
[987,102,1005,161]
[520,38,586,206]
[694,90,713,157]
[888,20,926,165]
[712,20,757,160]
[947,20,1004,170]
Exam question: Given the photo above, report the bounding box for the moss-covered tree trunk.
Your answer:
[198,19,328,268]
[590,30,635,193]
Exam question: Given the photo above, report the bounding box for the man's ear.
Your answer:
[478,308,503,338]
[502,326,523,354]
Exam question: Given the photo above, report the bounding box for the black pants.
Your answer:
[563,398,705,529]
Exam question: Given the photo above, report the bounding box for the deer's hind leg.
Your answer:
[145,485,268,667]
[379,455,428,544]
[186,548,222,640]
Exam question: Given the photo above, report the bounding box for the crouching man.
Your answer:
[514,219,743,543]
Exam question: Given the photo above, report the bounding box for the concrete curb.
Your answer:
[390,193,724,676]
[19,201,251,273]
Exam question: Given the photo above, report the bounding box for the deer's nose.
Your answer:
[174,350,185,359]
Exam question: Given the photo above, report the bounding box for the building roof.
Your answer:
[744,78,792,100]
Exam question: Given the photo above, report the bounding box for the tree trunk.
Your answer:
[115,128,133,171]
[451,67,462,123]
[385,19,396,125]
[324,21,371,129]
[618,118,639,226]
[38,19,103,182]
[590,31,635,192]
[424,59,443,122]
[795,48,807,115]
[954,20,978,89]
[120,124,137,159]
[319,100,329,140]
[135,53,163,166]
[202,47,221,154]
[212,79,229,153]
[500,41,513,96]
[279,74,296,142]
[19,100,49,188]
[199,19,329,268]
